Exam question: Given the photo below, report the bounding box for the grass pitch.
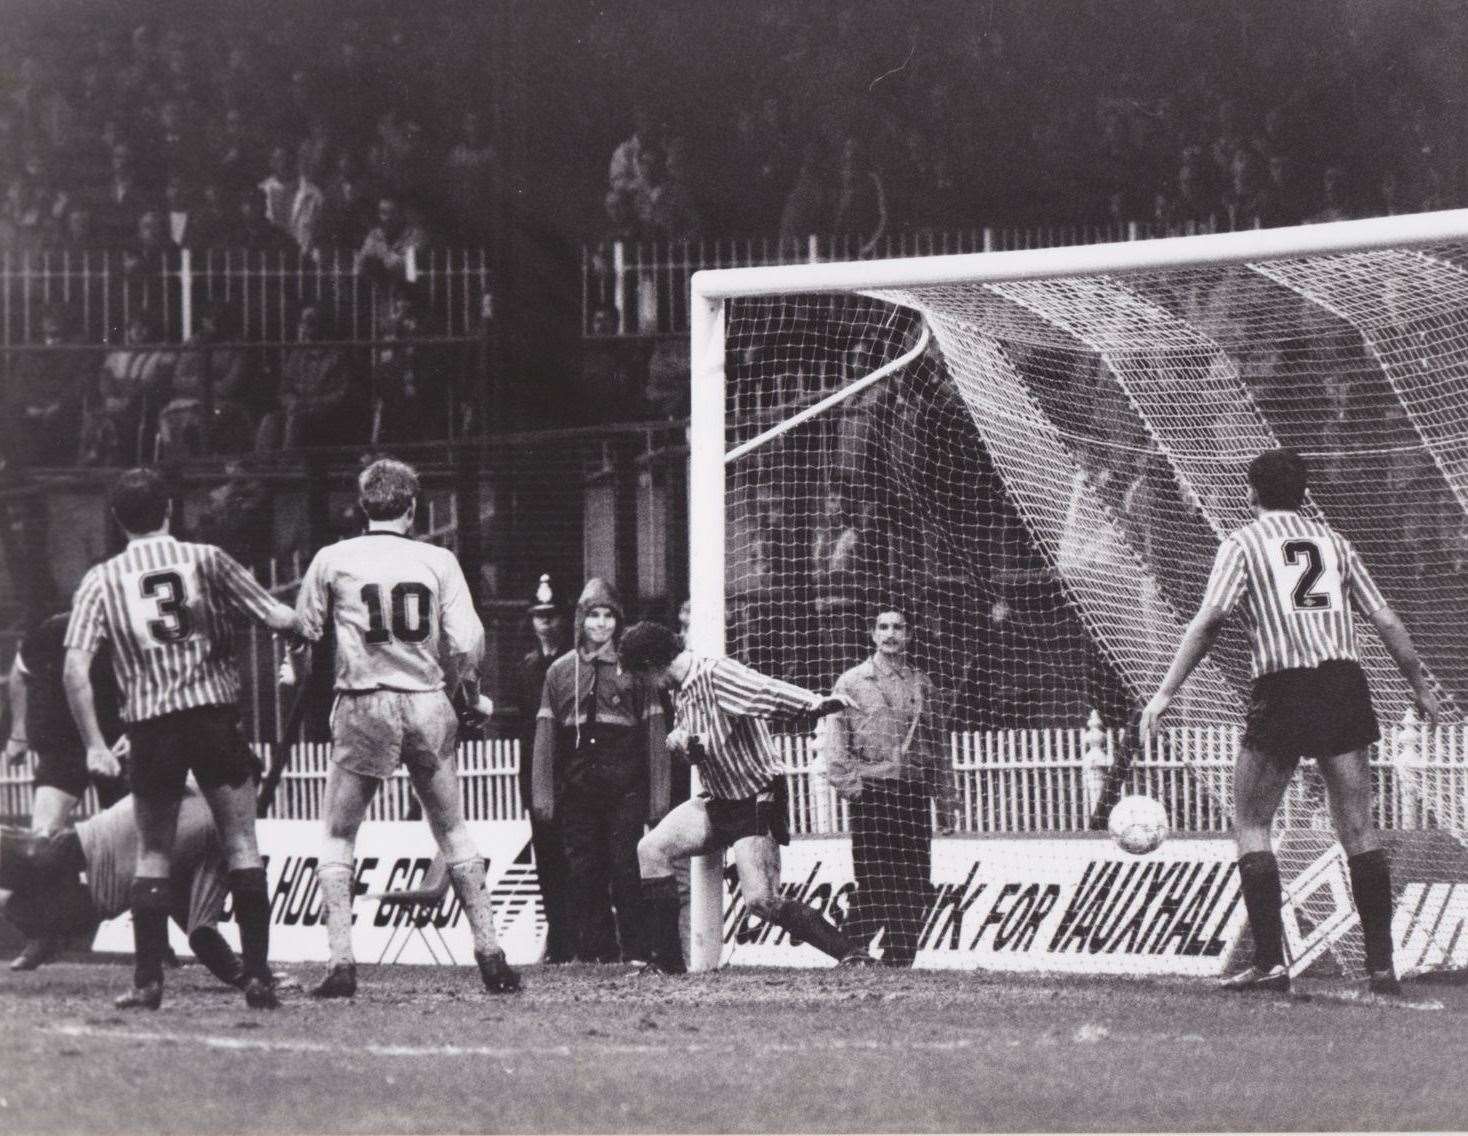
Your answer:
[0,957,1464,1133]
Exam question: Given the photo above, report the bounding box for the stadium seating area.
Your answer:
[0,1,1459,261]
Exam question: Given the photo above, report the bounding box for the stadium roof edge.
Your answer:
[689,209,1468,299]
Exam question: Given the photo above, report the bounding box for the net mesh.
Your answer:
[719,241,1468,974]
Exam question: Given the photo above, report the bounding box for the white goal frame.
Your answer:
[684,207,1468,973]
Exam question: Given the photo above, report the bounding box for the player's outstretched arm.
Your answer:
[1141,606,1228,738]
[1368,604,1440,723]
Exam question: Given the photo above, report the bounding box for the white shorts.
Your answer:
[330,689,457,779]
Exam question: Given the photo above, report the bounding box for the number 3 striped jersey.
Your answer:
[295,532,484,692]
[65,535,284,723]
[1201,510,1388,678]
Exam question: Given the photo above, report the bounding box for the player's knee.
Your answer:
[637,831,671,878]
[746,889,783,923]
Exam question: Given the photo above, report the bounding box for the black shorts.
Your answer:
[32,747,90,800]
[32,748,129,806]
[128,705,261,801]
[704,778,790,848]
[1244,659,1381,760]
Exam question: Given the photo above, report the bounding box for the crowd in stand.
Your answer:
[1,1,1460,263]
[1,292,462,471]
[590,1,1465,245]
[1,0,1465,468]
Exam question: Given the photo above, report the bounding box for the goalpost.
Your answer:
[686,209,1468,975]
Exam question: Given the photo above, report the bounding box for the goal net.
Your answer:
[688,211,1468,978]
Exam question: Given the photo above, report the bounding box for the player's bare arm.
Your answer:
[1367,604,1440,723]
[61,646,117,778]
[1141,605,1229,738]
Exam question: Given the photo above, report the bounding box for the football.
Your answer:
[1108,794,1170,855]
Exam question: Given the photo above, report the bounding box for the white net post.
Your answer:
[687,288,729,972]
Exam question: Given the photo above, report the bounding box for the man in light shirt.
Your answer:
[289,458,518,998]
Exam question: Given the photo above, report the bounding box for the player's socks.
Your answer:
[1347,848,1396,975]
[640,875,685,973]
[228,867,272,982]
[771,898,856,961]
[188,926,245,989]
[1236,851,1286,970]
[447,857,501,955]
[129,876,172,991]
[316,862,357,967]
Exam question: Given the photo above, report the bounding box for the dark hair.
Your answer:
[109,467,170,534]
[618,620,681,673]
[1247,448,1307,509]
[870,604,912,628]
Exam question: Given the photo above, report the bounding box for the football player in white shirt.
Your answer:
[288,459,518,997]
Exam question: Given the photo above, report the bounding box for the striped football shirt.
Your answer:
[1201,510,1388,678]
[672,654,822,800]
[65,535,282,723]
[295,531,483,692]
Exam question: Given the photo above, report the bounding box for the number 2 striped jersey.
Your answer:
[1201,510,1388,678]
[65,535,283,723]
[295,531,484,692]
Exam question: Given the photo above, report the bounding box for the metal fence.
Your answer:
[0,246,492,345]
[5,719,1461,836]
[582,219,1225,337]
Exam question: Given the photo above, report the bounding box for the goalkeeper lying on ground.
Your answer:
[0,782,267,991]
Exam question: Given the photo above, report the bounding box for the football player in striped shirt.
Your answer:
[618,620,874,972]
[289,458,519,998]
[63,468,300,1010]
[1142,448,1439,996]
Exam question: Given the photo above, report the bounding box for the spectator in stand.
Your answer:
[161,174,194,247]
[258,144,293,231]
[288,143,326,256]
[318,153,376,250]
[211,106,260,191]
[1307,165,1354,224]
[778,142,825,251]
[830,136,887,257]
[726,94,794,234]
[355,192,427,284]
[1251,155,1308,228]
[95,141,151,246]
[256,303,361,452]
[80,312,175,467]
[224,186,293,250]
[196,459,273,572]
[444,109,498,241]
[372,291,447,443]
[3,304,84,469]
[154,98,198,182]
[156,302,252,461]
[633,139,701,243]
[1221,150,1261,231]
[188,182,232,248]
[56,204,95,249]
[608,103,657,203]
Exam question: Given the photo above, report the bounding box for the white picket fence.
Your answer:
[4,719,1463,836]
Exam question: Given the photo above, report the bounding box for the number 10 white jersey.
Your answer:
[1201,509,1388,678]
[295,531,484,692]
